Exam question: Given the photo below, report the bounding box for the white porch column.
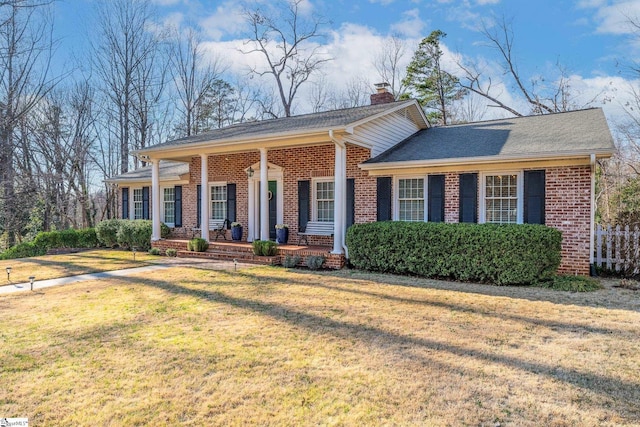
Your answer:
[151,159,161,241]
[332,143,346,254]
[260,148,269,240]
[200,154,209,240]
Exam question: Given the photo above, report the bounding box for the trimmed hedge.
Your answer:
[346,222,562,286]
[187,238,209,252]
[252,240,278,256]
[0,228,99,260]
[96,219,170,251]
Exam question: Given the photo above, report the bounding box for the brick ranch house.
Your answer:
[106,87,615,275]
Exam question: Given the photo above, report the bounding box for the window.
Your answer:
[314,179,334,222]
[483,173,521,224]
[133,188,143,219]
[210,184,227,220]
[398,178,424,222]
[163,187,175,225]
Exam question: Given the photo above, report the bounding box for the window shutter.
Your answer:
[226,183,236,227]
[122,188,129,219]
[298,180,310,232]
[142,186,150,220]
[197,184,201,226]
[428,175,445,222]
[174,186,182,227]
[524,170,545,224]
[346,178,355,228]
[376,177,392,221]
[459,173,478,223]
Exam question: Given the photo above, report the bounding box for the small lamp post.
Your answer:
[29,276,35,291]
[233,258,238,272]
[132,246,137,261]
[6,266,11,282]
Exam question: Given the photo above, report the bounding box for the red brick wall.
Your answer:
[545,166,592,276]
[444,172,460,223]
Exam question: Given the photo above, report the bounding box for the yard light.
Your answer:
[233,258,238,272]
[29,276,35,291]
[132,246,137,261]
[6,266,11,282]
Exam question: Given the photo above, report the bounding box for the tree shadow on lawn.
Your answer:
[318,268,640,313]
[127,274,640,419]
[231,269,637,338]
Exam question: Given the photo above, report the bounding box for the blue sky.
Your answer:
[52,0,640,124]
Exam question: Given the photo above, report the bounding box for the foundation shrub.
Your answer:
[96,219,122,247]
[187,238,209,252]
[97,220,169,251]
[346,222,562,286]
[252,240,278,256]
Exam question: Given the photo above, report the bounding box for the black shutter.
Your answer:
[428,175,445,222]
[226,183,236,227]
[346,178,355,228]
[376,177,392,221]
[298,180,310,232]
[459,173,478,223]
[174,186,182,227]
[142,186,150,220]
[197,184,202,226]
[122,188,129,219]
[524,170,545,224]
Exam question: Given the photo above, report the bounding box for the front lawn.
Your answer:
[1,264,639,425]
[0,249,156,284]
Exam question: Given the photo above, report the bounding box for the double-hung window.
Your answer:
[482,172,522,224]
[397,178,425,222]
[210,184,227,220]
[163,187,175,226]
[133,188,143,220]
[314,179,334,222]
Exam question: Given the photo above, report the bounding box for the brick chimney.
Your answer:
[370,82,395,105]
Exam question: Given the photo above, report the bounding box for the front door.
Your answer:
[268,180,277,240]
[258,180,278,240]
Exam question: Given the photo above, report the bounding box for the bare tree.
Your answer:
[241,0,332,117]
[0,0,56,245]
[373,35,408,99]
[456,17,600,117]
[92,0,165,174]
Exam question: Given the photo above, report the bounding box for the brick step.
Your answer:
[176,250,280,266]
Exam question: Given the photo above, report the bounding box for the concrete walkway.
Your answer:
[0,265,171,295]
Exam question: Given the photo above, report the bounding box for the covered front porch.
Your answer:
[151,239,346,269]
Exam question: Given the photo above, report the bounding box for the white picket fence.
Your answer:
[594,224,640,273]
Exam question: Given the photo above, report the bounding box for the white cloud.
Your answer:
[580,0,640,34]
[199,1,247,41]
[390,8,426,38]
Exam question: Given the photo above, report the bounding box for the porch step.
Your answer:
[176,250,280,266]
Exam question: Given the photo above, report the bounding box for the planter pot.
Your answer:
[276,227,289,244]
[231,226,243,241]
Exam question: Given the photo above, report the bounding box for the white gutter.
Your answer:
[590,153,596,275]
[359,149,615,171]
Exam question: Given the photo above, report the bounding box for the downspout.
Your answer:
[329,129,349,259]
[590,153,596,276]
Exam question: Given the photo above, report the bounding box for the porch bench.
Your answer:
[191,219,230,240]
[298,221,334,245]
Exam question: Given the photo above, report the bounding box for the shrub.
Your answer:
[305,255,325,270]
[346,222,562,286]
[282,254,301,268]
[187,238,209,252]
[536,275,603,292]
[76,228,99,248]
[0,242,45,260]
[252,240,278,256]
[32,231,61,250]
[148,247,161,255]
[165,248,178,257]
[96,219,121,247]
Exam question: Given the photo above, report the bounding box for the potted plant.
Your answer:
[275,224,289,244]
[231,222,243,241]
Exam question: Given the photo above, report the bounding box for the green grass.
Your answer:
[1,261,638,425]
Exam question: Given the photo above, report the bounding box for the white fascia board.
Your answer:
[104,176,188,185]
[345,100,428,130]
[359,149,614,171]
